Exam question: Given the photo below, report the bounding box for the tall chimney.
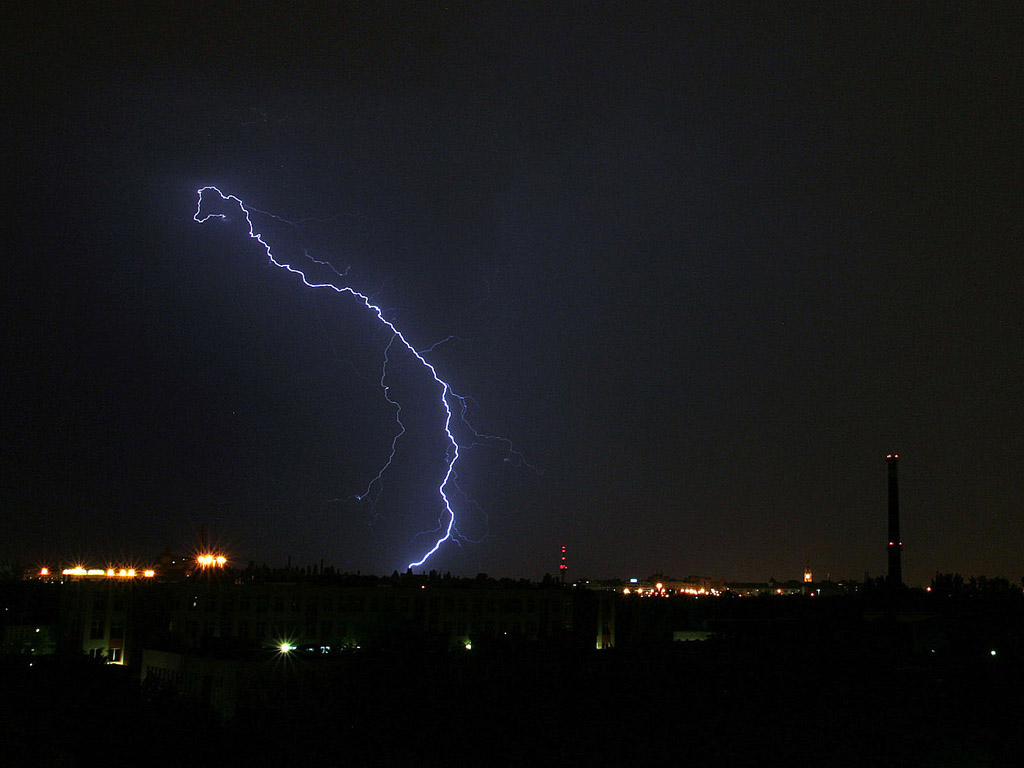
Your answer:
[886,454,902,586]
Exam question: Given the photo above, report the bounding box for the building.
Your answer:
[58,574,167,665]
[163,574,577,652]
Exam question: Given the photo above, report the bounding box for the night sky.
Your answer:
[4,3,1021,584]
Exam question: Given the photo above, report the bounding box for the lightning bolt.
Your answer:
[193,186,529,569]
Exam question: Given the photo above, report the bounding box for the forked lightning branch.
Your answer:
[193,186,525,569]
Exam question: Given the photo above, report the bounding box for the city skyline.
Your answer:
[10,520,1017,590]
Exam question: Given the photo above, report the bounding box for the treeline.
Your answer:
[930,572,1023,598]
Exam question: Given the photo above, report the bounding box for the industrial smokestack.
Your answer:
[886,454,902,587]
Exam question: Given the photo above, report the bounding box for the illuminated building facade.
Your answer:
[58,576,163,665]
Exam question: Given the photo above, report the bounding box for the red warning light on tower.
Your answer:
[559,545,568,584]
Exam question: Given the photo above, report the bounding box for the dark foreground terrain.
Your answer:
[3,592,1021,766]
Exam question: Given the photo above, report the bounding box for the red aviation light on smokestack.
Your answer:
[559,545,568,584]
[886,453,902,587]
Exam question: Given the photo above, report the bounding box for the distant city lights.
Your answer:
[619,582,723,598]
[57,566,155,579]
[196,554,228,568]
